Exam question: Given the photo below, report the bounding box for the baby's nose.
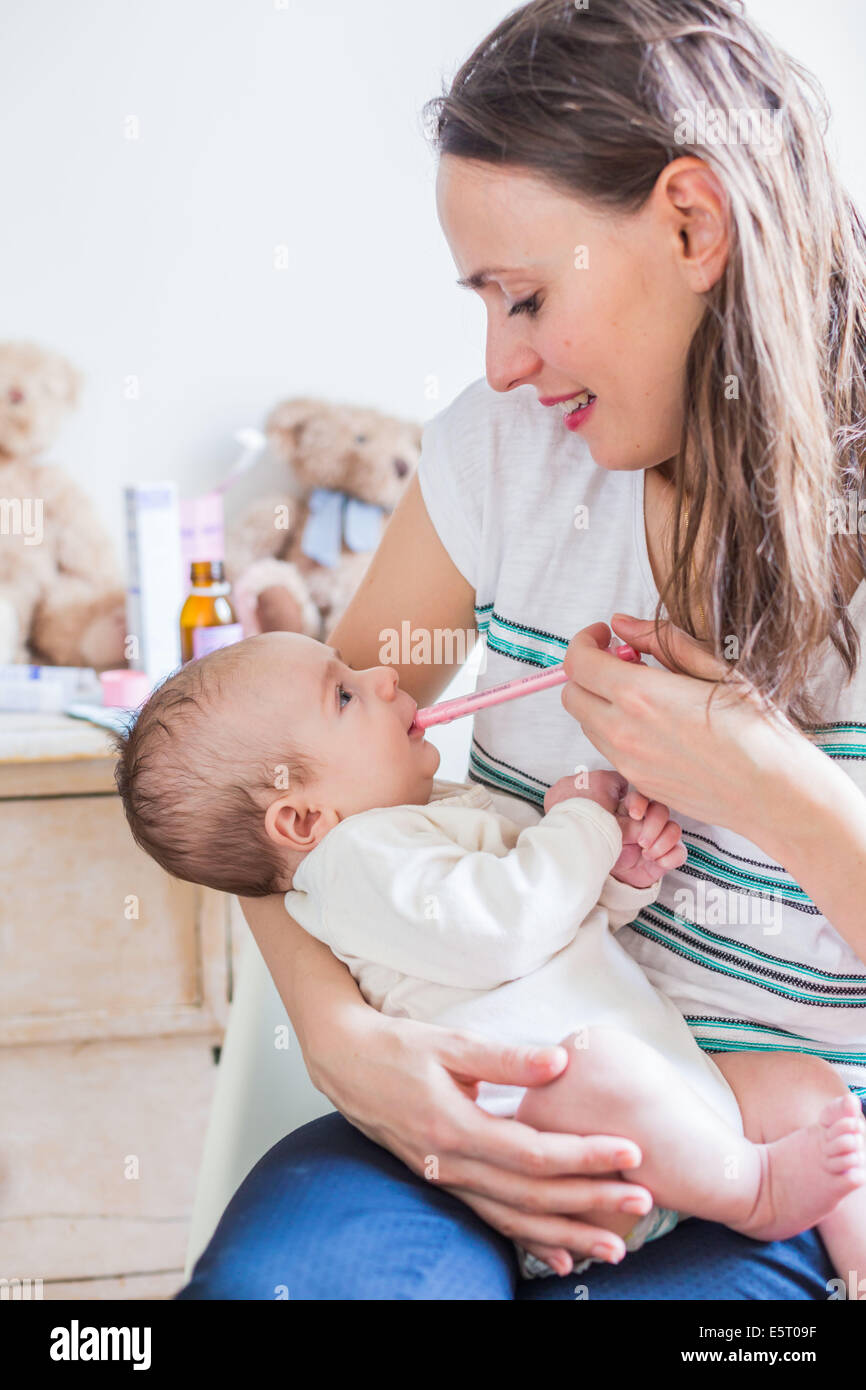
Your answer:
[376,665,399,696]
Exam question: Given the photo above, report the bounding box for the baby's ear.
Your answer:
[263,794,294,848]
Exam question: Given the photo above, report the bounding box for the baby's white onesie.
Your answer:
[284,778,744,1271]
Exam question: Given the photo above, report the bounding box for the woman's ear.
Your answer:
[658,156,731,294]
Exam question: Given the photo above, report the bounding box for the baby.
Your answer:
[114,631,866,1282]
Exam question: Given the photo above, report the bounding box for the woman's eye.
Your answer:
[509,292,542,318]
[337,684,353,710]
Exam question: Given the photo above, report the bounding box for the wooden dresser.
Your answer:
[0,712,241,1299]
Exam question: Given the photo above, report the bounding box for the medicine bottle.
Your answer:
[179,561,243,663]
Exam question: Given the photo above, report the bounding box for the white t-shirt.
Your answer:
[417,376,866,1098]
[285,779,742,1127]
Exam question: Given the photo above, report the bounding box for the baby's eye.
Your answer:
[337,684,353,710]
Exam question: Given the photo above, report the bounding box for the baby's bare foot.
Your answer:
[737,1093,866,1243]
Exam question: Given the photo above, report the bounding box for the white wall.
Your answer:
[1,0,506,546]
[2,0,864,547]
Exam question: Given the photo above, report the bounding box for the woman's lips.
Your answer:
[562,397,597,431]
[539,390,592,406]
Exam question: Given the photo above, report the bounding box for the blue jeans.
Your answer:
[175,1110,850,1300]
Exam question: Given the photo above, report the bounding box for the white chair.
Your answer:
[183,921,334,1278]
[183,653,481,1278]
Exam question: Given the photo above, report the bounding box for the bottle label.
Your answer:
[192,623,244,659]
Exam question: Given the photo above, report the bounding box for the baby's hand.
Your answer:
[543,769,627,816]
[611,788,687,889]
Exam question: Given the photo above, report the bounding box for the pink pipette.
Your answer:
[411,641,641,731]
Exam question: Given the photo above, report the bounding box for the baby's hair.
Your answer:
[113,638,316,896]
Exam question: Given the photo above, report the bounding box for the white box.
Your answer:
[124,483,184,686]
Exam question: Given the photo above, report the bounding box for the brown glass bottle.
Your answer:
[179,561,243,663]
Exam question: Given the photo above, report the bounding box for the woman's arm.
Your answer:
[324,473,478,701]
[741,748,866,968]
[561,615,866,966]
[239,478,655,1274]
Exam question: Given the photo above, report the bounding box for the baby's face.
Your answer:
[246,631,441,820]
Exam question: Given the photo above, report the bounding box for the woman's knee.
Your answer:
[176,1112,514,1300]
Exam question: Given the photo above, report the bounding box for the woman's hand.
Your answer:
[308,1007,653,1276]
[559,613,810,840]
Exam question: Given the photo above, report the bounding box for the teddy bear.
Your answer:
[0,340,128,668]
[226,395,422,638]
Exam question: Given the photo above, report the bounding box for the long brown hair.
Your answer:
[423,0,866,730]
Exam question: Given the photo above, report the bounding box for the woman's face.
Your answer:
[435,154,710,474]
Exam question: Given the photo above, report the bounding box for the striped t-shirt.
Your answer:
[417,376,866,1099]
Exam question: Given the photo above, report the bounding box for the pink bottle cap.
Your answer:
[100,669,153,708]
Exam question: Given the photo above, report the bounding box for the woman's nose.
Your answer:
[485,322,542,395]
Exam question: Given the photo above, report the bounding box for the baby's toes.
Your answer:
[823,1117,866,1175]
[825,1130,862,1166]
[818,1092,861,1129]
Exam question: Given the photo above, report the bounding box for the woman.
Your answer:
[178,0,866,1299]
